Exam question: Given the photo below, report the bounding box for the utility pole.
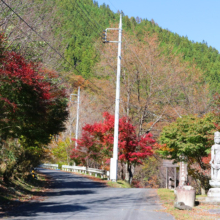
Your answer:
[103,14,122,182]
[75,87,80,149]
[69,86,80,149]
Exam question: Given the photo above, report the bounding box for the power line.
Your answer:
[0,3,63,66]
[2,1,184,137]
[0,0,74,70]
[76,0,103,32]
[107,0,118,12]
[0,0,115,102]
[75,0,104,39]
[0,20,96,103]
[0,0,130,113]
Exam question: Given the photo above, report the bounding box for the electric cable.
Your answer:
[0,0,114,101]
[0,0,70,69]
[107,0,118,12]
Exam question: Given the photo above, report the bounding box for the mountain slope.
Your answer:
[1,0,220,94]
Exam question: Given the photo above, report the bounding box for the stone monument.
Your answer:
[179,161,188,186]
[175,157,195,208]
[206,131,220,202]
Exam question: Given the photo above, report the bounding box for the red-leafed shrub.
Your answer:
[71,112,155,183]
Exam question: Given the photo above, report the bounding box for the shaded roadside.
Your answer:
[0,170,53,217]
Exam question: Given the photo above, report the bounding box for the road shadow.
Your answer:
[0,169,106,218]
[2,202,88,218]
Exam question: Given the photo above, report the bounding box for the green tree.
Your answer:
[51,138,72,165]
[158,114,217,189]
[159,114,216,162]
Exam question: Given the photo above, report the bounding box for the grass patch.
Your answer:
[157,188,220,220]
[106,180,131,188]
[70,171,131,188]
[69,170,131,188]
[196,194,207,199]
[157,188,175,202]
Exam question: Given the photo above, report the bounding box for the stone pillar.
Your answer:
[206,131,220,203]
[179,160,188,186]
[166,167,168,189]
[174,168,177,188]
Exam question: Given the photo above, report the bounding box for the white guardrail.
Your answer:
[62,165,110,179]
[40,164,110,179]
[40,164,58,169]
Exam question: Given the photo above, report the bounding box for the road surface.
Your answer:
[4,169,174,220]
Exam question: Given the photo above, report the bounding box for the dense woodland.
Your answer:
[0,0,220,190]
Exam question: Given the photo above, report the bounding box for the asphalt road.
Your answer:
[4,169,175,220]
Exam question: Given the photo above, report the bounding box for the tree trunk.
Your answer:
[120,163,124,180]
[128,164,133,185]
[125,163,133,185]
[125,163,129,182]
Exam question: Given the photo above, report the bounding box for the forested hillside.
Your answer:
[1,0,220,94]
[45,0,220,94]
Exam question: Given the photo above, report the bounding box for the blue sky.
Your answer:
[96,0,220,52]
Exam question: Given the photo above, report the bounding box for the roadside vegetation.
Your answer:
[0,172,51,215]
[107,180,131,188]
[0,33,68,183]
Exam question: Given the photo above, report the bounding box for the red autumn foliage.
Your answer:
[71,112,155,167]
[0,33,68,145]
[202,154,211,164]
[1,51,51,101]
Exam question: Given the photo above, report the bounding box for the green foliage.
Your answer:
[58,162,65,170]
[158,113,218,190]
[51,138,72,164]
[158,114,216,162]
[132,156,161,188]
[9,41,47,62]
[1,138,50,182]
[52,0,118,78]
